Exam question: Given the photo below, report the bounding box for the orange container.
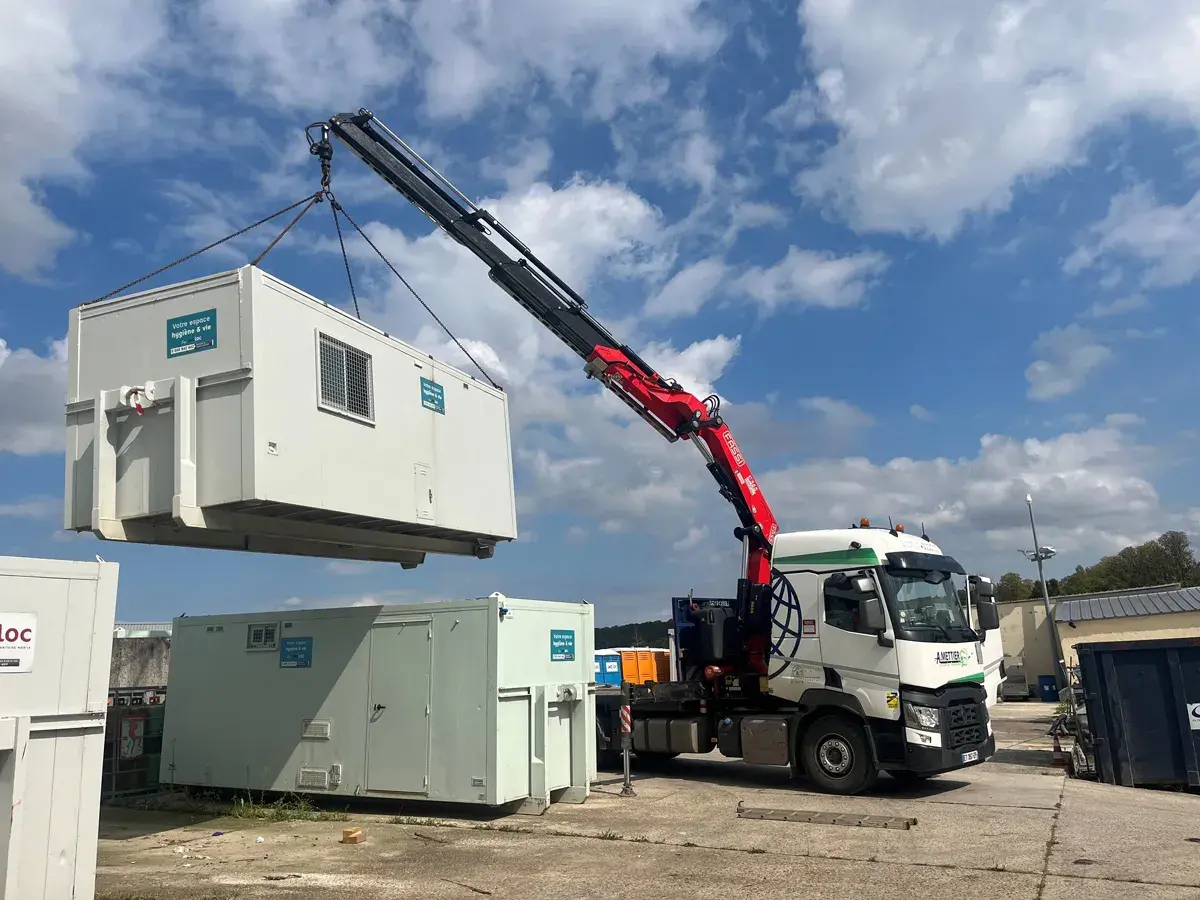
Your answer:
[618,649,670,685]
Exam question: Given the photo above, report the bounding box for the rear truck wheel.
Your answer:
[799,715,878,795]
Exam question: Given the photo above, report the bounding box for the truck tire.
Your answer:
[798,714,878,795]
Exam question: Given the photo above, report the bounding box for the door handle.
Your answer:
[373,703,386,713]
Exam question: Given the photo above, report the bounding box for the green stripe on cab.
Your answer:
[949,672,986,684]
[773,548,881,567]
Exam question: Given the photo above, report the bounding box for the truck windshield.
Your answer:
[878,568,975,643]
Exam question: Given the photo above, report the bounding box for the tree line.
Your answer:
[992,530,1200,604]
[595,619,670,649]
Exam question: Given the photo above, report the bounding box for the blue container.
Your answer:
[594,651,621,686]
[1037,675,1058,702]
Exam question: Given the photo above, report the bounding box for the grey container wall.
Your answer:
[64,264,518,567]
[1077,637,1200,789]
[160,594,596,813]
[1,556,119,900]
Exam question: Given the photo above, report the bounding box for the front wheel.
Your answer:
[798,715,879,795]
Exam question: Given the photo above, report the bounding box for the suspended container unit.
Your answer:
[63,264,518,567]
[1,555,119,900]
[159,593,596,814]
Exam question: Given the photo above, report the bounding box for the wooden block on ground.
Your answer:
[341,827,365,844]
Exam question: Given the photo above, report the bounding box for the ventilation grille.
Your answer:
[246,622,279,650]
[297,767,331,790]
[318,332,374,422]
[301,719,332,741]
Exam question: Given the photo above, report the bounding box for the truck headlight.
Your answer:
[903,701,940,731]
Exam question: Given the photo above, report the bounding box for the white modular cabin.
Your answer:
[159,594,596,814]
[64,265,518,567]
[1,556,119,900]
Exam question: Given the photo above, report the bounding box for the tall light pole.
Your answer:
[1023,493,1066,689]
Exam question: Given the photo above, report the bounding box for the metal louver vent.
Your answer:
[297,767,331,790]
[301,719,332,740]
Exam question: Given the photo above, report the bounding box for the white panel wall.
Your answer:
[0,556,118,900]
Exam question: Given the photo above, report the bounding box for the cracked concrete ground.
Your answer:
[96,704,1200,900]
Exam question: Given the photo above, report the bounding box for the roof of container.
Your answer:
[1054,586,1200,623]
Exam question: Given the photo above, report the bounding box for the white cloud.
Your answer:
[0,497,60,519]
[794,0,1200,240]
[1024,325,1112,401]
[910,404,936,422]
[480,138,554,192]
[0,338,68,454]
[673,524,709,551]
[732,246,889,312]
[644,257,728,320]
[799,397,875,445]
[640,335,740,403]
[1065,184,1200,288]
[191,0,724,120]
[1082,294,1149,318]
[766,86,822,132]
[1105,412,1144,427]
[760,423,1168,572]
[0,0,169,277]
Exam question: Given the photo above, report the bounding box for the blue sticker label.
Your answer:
[550,629,576,662]
[420,377,445,414]
[167,309,217,358]
[280,637,313,669]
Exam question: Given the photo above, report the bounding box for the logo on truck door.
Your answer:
[934,648,972,666]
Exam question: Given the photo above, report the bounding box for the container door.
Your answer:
[367,620,432,795]
[414,463,435,523]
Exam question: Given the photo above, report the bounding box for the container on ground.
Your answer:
[1077,636,1200,789]
[611,648,670,685]
[64,264,518,567]
[159,593,596,814]
[0,555,119,900]
[594,650,620,686]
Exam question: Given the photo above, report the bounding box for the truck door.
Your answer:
[818,570,900,720]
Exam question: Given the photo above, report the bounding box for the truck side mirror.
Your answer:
[974,580,995,600]
[977,599,1000,632]
[859,596,887,633]
[851,575,877,597]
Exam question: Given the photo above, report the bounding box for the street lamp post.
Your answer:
[1023,494,1067,690]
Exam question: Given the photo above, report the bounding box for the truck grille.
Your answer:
[948,703,981,728]
[949,724,984,749]
[947,700,986,749]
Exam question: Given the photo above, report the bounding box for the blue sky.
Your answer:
[3,0,1200,626]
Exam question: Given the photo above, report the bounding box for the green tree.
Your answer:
[995,572,1029,604]
[1057,531,1197,594]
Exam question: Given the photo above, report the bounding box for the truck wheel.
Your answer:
[799,715,878,795]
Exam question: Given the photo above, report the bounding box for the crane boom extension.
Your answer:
[319,110,780,657]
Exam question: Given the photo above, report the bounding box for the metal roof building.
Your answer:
[1054,586,1200,623]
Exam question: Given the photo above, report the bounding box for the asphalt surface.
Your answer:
[95,702,1200,899]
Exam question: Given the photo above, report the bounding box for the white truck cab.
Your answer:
[766,521,999,787]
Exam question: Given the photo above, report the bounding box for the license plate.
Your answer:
[961,750,979,763]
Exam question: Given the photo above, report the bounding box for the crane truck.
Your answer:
[310,110,1002,795]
